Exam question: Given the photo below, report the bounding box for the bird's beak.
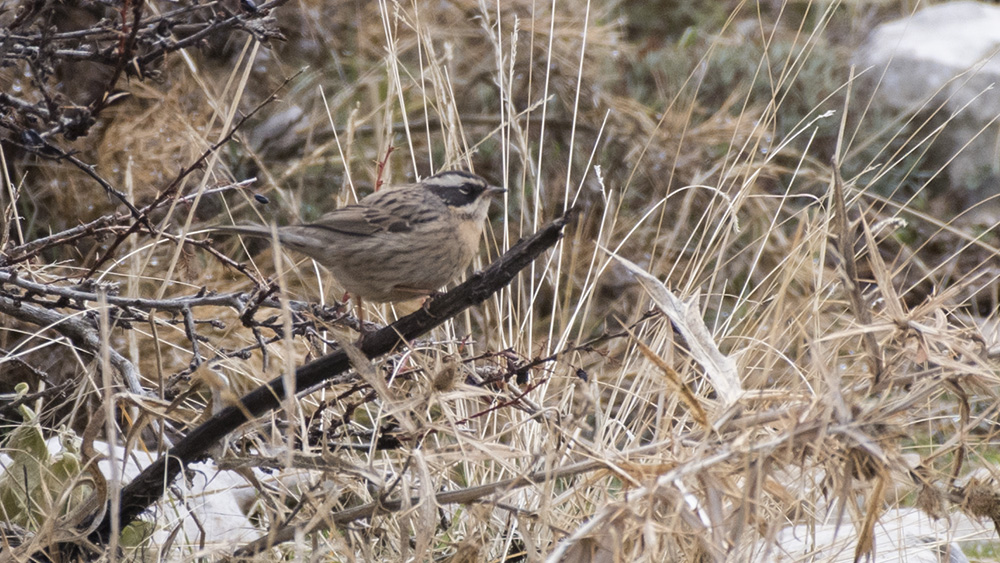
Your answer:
[486,186,506,196]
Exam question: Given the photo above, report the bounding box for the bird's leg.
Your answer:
[342,291,364,323]
[420,290,447,317]
[351,295,385,340]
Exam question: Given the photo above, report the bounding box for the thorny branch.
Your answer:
[0,179,259,270]
[298,311,656,452]
[0,267,353,374]
[1,0,296,295]
[81,71,301,279]
[0,0,289,143]
[83,208,577,546]
[0,294,145,395]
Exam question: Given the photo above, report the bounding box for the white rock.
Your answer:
[0,438,259,556]
[749,508,968,563]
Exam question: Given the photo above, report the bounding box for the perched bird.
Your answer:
[213,170,504,303]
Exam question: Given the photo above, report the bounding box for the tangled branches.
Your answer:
[0,0,287,146]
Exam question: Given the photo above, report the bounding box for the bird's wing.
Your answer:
[301,202,411,236]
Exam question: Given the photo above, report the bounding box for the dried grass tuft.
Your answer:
[2,0,1000,561]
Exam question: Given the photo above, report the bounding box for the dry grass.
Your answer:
[2,0,1000,561]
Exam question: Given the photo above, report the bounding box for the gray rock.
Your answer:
[856,1,1000,190]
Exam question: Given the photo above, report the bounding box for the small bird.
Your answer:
[213,170,504,303]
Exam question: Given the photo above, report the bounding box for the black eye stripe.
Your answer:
[427,182,486,206]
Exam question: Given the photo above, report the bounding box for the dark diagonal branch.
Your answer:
[86,209,576,544]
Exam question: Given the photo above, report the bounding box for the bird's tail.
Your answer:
[209,225,315,253]
[210,224,280,239]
